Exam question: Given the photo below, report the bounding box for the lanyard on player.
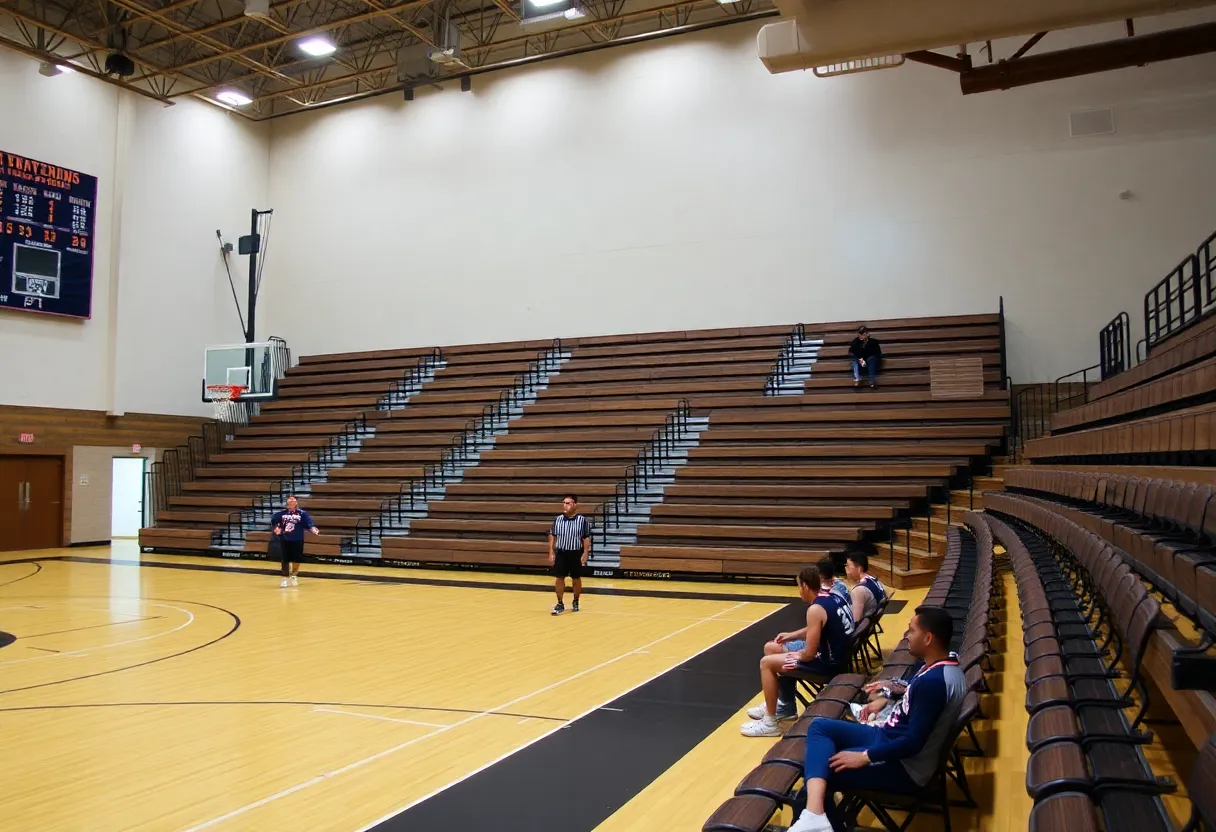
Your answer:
[913,657,959,678]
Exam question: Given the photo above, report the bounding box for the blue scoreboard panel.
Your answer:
[0,151,98,319]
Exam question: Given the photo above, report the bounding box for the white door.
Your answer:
[111,458,146,538]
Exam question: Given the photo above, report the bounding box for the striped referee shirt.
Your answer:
[550,514,590,552]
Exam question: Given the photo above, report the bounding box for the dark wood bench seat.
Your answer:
[1052,354,1216,434]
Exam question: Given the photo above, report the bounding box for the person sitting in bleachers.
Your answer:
[849,326,882,388]
[743,565,855,736]
[787,605,967,832]
[845,552,887,623]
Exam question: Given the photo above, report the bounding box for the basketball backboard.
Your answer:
[202,341,284,401]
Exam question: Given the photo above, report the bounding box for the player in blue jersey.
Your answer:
[270,495,319,588]
[787,605,968,832]
[743,564,856,737]
[845,552,887,623]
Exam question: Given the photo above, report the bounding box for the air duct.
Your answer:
[758,0,1216,74]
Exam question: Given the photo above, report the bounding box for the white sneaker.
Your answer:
[280,579,290,588]
[290,576,299,586]
[788,809,833,832]
[740,718,781,737]
[747,702,796,721]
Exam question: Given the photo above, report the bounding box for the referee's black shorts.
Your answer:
[280,539,305,567]
[552,548,584,579]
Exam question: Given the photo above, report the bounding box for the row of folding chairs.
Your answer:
[1004,471,1216,548]
[995,472,1216,641]
[983,506,1192,831]
[703,521,995,832]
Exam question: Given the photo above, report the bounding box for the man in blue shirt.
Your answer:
[270,495,319,588]
[743,564,855,737]
[788,605,968,832]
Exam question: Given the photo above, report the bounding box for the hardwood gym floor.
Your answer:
[1,543,1189,832]
[0,543,794,832]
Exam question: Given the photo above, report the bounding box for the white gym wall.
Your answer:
[0,48,269,416]
[263,14,1216,381]
[4,10,1216,415]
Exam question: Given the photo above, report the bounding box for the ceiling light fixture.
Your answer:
[564,6,586,18]
[217,90,253,107]
[38,61,74,76]
[528,0,567,8]
[298,36,337,57]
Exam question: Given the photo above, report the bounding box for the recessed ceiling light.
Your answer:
[528,0,566,8]
[217,90,253,106]
[298,36,337,57]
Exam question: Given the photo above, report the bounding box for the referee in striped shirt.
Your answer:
[549,494,591,615]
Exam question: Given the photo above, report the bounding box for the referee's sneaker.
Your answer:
[548,495,591,615]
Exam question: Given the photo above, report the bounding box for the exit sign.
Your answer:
[18,433,34,444]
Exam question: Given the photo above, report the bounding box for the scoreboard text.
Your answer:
[0,151,98,319]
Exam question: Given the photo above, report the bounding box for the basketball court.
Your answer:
[0,543,808,832]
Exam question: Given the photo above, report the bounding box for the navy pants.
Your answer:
[803,718,920,830]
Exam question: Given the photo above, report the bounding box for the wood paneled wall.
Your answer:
[0,406,207,545]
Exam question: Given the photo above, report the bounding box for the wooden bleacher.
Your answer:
[998,248,1216,764]
[142,313,1009,584]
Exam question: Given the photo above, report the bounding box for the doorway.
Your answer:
[111,457,147,538]
[0,455,65,552]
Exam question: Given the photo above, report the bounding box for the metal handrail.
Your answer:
[594,399,691,553]
[1098,311,1132,380]
[1053,363,1100,413]
[1144,251,1205,353]
[998,296,1008,390]
[764,323,805,396]
[343,343,566,551]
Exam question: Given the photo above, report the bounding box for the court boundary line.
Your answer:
[183,600,760,832]
[312,708,449,728]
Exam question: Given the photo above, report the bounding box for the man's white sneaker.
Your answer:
[747,703,796,721]
[289,576,299,586]
[279,579,290,588]
[788,809,833,832]
[740,718,781,737]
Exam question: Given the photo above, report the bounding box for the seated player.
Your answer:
[817,557,852,607]
[743,565,855,735]
[845,552,887,624]
[787,605,967,832]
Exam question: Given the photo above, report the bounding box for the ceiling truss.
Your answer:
[0,0,777,118]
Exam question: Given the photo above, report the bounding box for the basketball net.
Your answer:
[206,384,247,423]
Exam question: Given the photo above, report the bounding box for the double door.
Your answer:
[0,456,64,552]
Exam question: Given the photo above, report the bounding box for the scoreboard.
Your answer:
[0,151,97,319]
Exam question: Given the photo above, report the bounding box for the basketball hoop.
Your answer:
[206,384,247,422]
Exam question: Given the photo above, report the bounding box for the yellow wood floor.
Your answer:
[0,543,789,832]
[0,544,1197,832]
